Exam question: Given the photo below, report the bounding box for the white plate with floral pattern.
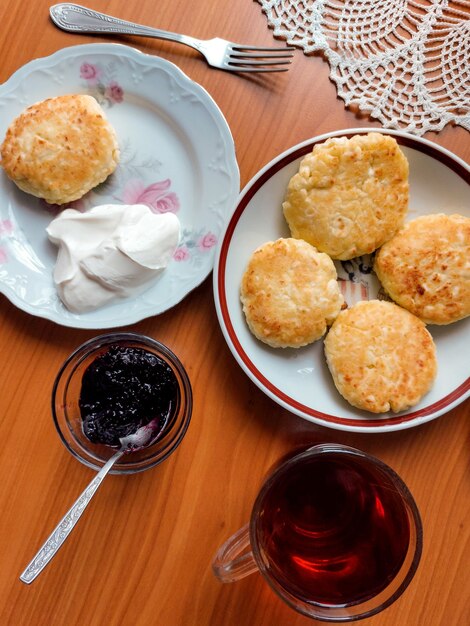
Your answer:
[214,129,470,432]
[0,44,239,328]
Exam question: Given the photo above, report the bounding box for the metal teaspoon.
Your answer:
[20,419,161,584]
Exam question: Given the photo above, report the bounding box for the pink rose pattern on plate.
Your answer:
[121,179,180,214]
[104,81,124,104]
[80,61,124,106]
[173,245,190,262]
[174,228,217,263]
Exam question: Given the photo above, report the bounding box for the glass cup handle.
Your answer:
[212,523,259,582]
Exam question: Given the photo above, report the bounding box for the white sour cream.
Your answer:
[46,203,180,313]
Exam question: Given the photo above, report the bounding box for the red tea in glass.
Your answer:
[254,450,411,606]
[213,444,422,622]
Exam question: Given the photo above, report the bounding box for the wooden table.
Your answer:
[0,1,468,625]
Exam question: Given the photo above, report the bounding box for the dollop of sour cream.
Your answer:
[46,203,180,313]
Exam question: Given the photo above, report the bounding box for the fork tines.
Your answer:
[228,45,295,72]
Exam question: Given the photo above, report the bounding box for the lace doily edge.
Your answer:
[259,4,470,136]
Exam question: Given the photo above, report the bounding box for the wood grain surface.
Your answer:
[0,1,468,625]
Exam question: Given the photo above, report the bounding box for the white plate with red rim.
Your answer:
[213,128,470,433]
[0,43,239,328]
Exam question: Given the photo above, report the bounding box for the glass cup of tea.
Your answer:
[212,444,422,622]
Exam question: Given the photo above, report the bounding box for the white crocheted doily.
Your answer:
[258,0,470,135]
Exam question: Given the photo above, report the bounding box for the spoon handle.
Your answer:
[20,449,124,584]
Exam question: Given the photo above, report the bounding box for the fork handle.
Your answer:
[50,3,202,51]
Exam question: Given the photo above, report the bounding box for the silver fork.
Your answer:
[49,4,295,73]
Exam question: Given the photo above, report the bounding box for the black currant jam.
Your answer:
[79,345,179,447]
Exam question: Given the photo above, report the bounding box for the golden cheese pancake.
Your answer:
[1,94,119,204]
[282,132,409,260]
[374,213,470,325]
[324,300,437,413]
[240,238,344,348]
